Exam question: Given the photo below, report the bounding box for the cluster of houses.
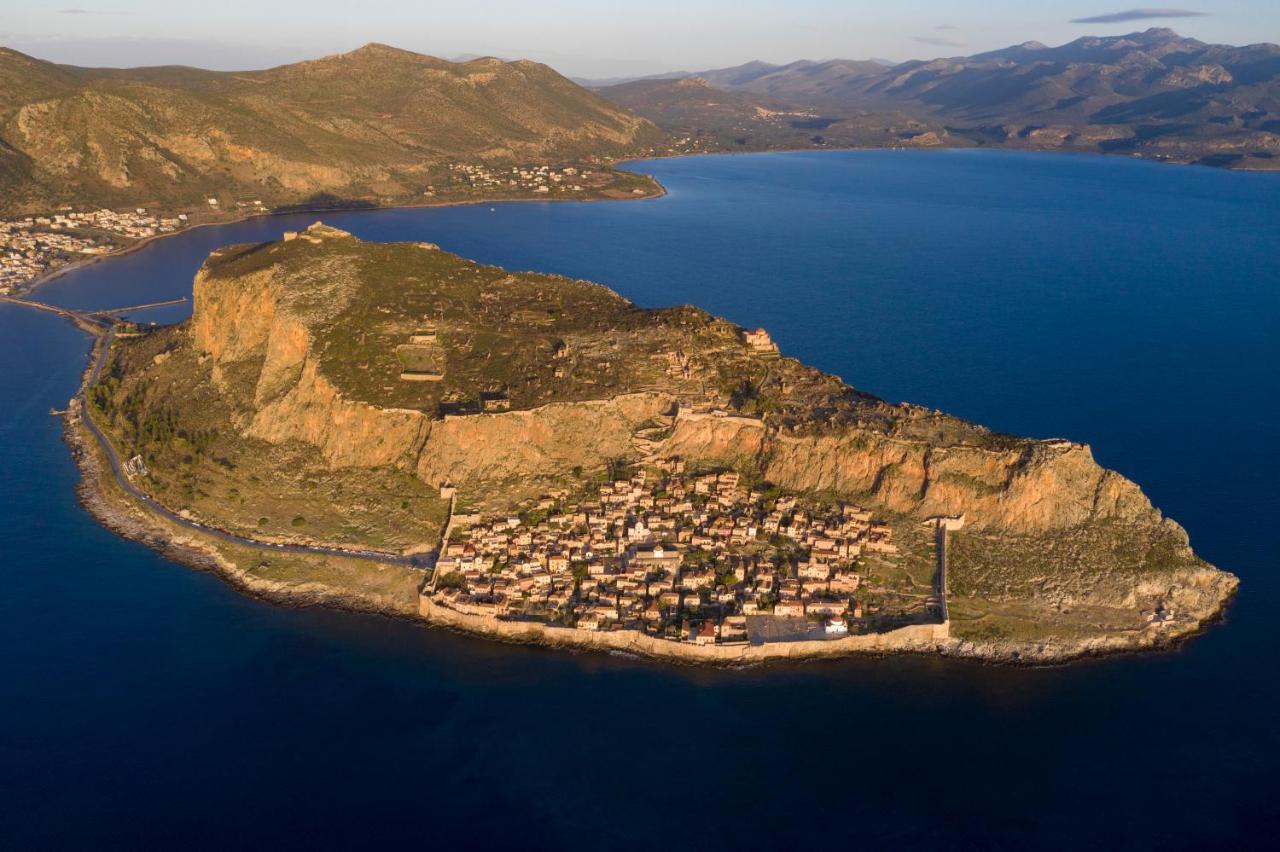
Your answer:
[0,208,186,295]
[446,164,587,195]
[425,460,902,645]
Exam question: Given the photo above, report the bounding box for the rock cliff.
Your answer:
[107,223,1233,643]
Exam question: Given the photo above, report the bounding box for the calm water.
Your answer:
[3,150,1278,849]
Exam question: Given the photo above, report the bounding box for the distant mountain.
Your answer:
[706,58,894,102]
[600,29,1280,168]
[598,76,942,153]
[579,58,893,91]
[0,44,659,213]
[860,29,1280,120]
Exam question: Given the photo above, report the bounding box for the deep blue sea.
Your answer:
[3,150,1277,850]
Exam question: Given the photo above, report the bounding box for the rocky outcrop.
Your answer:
[72,219,1243,664]
[186,228,1205,544]
[165,227,1236,644]
[417,393,674,487]
[760,432,1158,533]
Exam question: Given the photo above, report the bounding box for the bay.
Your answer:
[4,150,1277,849]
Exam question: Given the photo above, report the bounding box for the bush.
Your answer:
[436,571,466,591]
[291,516,307,527]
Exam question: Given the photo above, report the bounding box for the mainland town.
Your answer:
[0,208,187,296]
[1,163,639,298]
[427,458,946,647]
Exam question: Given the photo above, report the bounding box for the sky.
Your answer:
[2,0,1276,78]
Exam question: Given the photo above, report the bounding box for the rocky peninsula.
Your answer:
[74,223,1237,664]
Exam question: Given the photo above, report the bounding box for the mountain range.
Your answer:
[597,29,1280,168]
[3,28,1276,217]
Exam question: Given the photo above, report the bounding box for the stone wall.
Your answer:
[419,596,950,663]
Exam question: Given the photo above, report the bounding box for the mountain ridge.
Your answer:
[0,44,661,214]
[598,29,1280,168]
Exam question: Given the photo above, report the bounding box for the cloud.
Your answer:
[1071,8,1205,24]
[58,8,130,14]
[913,36,966,48]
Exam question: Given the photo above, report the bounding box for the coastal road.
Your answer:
[934,523,950,624]
[8,294,434,572]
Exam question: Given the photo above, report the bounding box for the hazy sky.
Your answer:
[3,1,1276,77]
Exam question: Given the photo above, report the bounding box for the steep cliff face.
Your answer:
[761,432,1158,533]
[189,231,683,496]
[417,393,674,489]
[183,227,1184,534]
[162,225,1234,631]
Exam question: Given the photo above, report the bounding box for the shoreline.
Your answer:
[26,155,1237,668]
[62,391,1232,667]
[20,144,1278,301]
[21,172,669,300]
[626,140,1280,173]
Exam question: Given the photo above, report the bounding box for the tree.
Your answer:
[436,571,466,591]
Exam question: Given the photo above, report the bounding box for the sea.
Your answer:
[2,150,1277,850]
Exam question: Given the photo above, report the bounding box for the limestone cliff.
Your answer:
[112,223,1233,643]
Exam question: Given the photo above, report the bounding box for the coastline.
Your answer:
[20,144,1279,301]
[25,153,1237,668]
[62,394,1234,667]
[22,174,669,301]
[628,141,1280,173]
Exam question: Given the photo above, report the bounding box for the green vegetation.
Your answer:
[947,523,1207,606]
[93,328,449,552]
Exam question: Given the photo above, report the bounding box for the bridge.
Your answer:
[1,294,187,331]
[7,292,434,573]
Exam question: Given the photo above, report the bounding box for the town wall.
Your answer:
[419,596,949,663]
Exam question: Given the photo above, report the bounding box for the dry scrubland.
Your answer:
[0,44,662,214]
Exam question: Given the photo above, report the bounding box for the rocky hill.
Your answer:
[609,29,1280,167]
[0,44,660,214]
[88,224,1236,649]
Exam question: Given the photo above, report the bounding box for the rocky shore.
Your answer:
[65,399,1235,667]
[51,223,1239,667]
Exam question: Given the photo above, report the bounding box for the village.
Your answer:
[0,208,186,296]
[425,458,937,647]
[2,162,658,296]
[445,163,590,196]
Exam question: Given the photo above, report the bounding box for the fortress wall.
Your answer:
[419,597,949,663]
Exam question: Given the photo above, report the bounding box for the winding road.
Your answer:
[9,295,435,572]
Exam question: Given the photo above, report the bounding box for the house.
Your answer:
[799,562,831,582]
[481,391,511,412]
[774,599,806,617]
[807,599,849,616]
[689,621,717,645]
[721,615,749,642]
[680,568,715,590]
[643,601,663,624]
[824,618,849,636]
